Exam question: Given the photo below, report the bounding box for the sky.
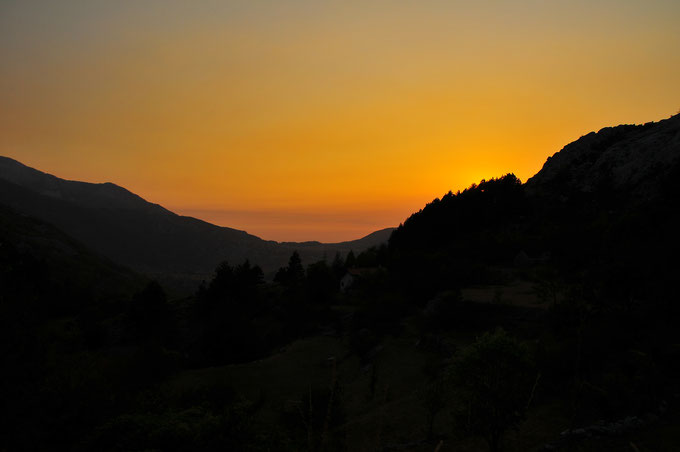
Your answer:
[1,1,679,242]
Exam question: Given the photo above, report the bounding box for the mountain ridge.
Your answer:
[526,113,680,199]
[0,156,173,213]
[0,157,394,286]
[386,112,680,303]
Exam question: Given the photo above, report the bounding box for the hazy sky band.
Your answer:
[2,1,679,241]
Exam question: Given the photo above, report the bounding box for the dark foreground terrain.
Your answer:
[2,114,680,451]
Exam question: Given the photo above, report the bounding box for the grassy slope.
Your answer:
[161,289,680,451]
[161,315,562,451]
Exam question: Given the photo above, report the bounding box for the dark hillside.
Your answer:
[0,157,393,289]
[387,174,529,300]
[387,114,680,306]
[0,203,144,310]
[0,167,275,275]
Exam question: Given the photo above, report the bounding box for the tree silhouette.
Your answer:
[275,251,305,287]
[331,252,345,279]
[306,260,337,304]
[128,281,173,344]
[344,250,356,268]
[449,329,535,452]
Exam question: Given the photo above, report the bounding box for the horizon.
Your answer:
[2,1,679,242]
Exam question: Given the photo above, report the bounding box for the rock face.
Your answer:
[526,114,680,200]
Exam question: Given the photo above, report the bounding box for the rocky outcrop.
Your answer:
[526,114,680,201]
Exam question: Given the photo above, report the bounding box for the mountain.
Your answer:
[387,113,680,300]
[281,227,395,253]
[526,113,680,199]
[0,156,394,286]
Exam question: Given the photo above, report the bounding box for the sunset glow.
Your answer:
[2,1,679,241]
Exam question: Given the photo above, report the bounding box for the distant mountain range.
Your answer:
[0,156,393,287]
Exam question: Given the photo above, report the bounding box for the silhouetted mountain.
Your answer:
[0,157,167,212]
[388,174,528,300]
[388,113,680,302]
[0,157,393,286]
[285,227,394,251]
[526,113,680,200]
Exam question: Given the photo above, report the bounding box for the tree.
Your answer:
[449,329,535,452]
[208,261,235,299]
[331,252,345,279]
[344,250,356,268]
[287,251,305,284]
[192,260,266,365]
[275,251,305,288]
[128,281,174,345]
[306,260,337,304]
[233,260,264,297]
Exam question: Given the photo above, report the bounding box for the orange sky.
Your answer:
[1,1,679,241]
